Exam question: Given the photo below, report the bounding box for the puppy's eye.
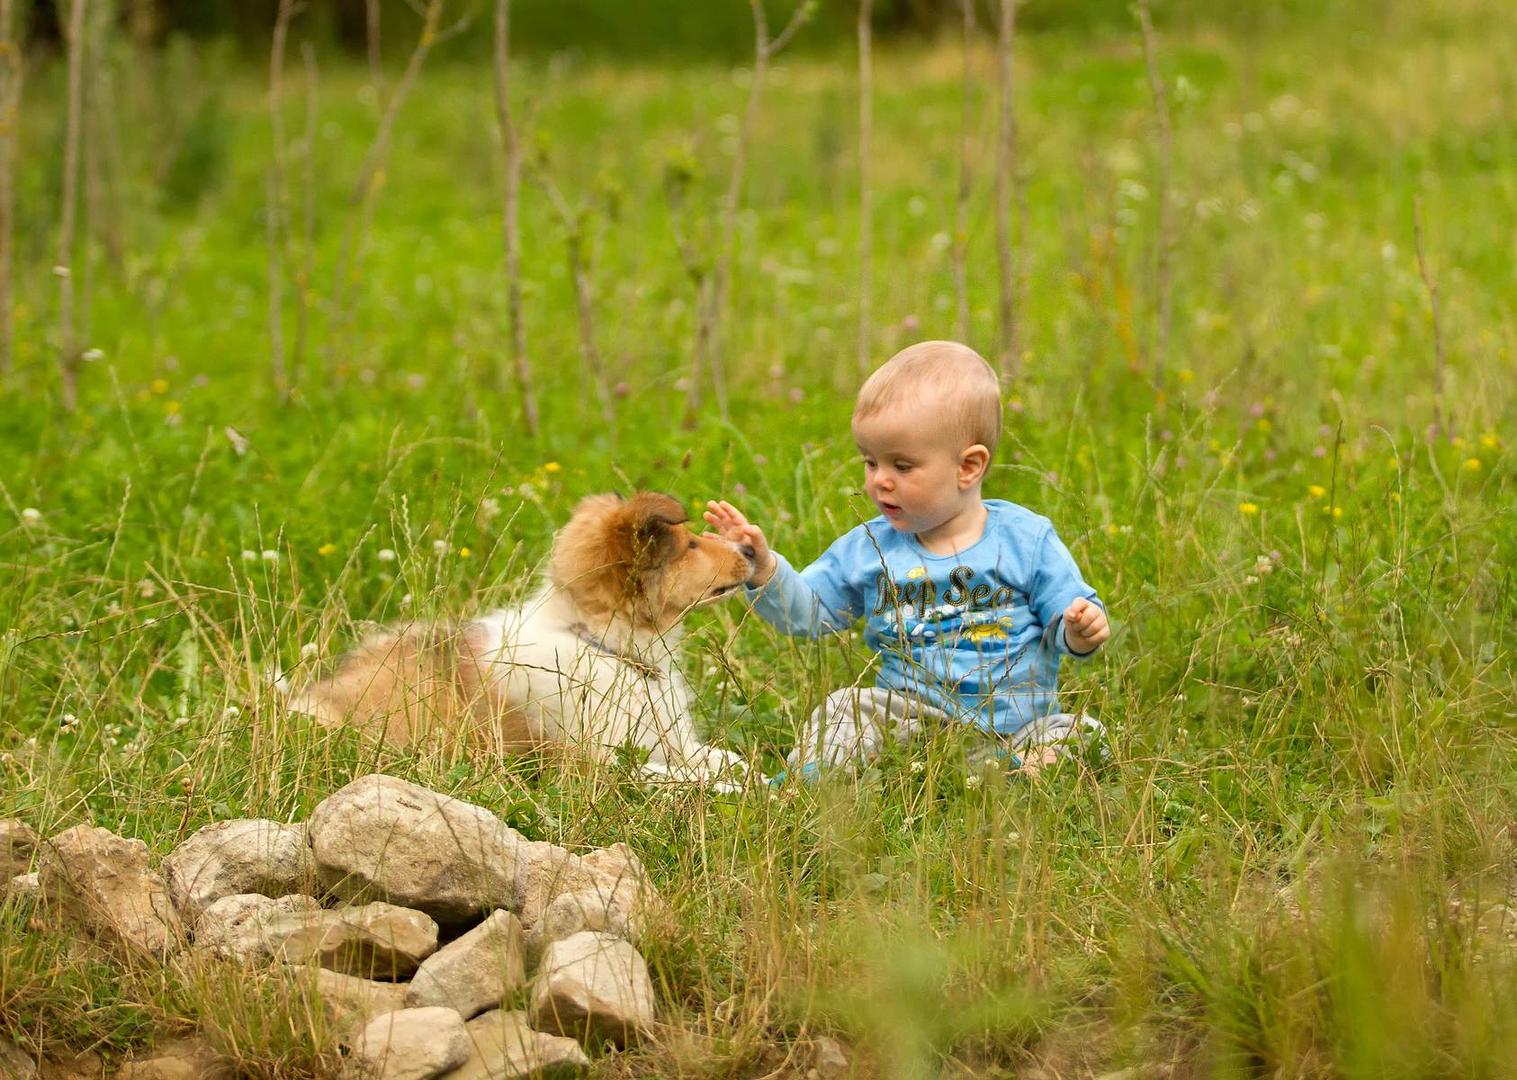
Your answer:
[688,539,699,549]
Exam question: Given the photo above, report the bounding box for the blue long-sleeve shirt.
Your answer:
[749,499,1102,735]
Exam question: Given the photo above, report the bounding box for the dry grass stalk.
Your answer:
[493,0,540,436]
[0,0,19,376]
[857,0,873,375]
[994,0,1020,382]
[1412,196,1448,439]
[326,0,447,378]
[953,0,975,342]
[57,0,87,411]
[1136,0,1174,384]
[682,0,813,427]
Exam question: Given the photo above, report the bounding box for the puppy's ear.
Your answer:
[625,491,687,567]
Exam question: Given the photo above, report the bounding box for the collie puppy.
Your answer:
[287,492,756,786]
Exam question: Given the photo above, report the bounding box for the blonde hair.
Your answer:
[852,340,1003,453]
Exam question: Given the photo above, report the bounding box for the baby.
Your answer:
[705,340,1109,778]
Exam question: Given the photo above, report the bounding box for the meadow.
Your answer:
[1,0,1515,1075]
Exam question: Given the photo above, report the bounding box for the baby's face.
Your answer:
[853,410,975,536]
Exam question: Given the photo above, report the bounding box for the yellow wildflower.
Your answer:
[150,378,169,394]
[1480,432,1500,450]
[1308,484,1326,499]
[1256,418,1272,433]
[1462,457,1481,472]
[1390,492,1401,503]
[543,462,562,474]
[1239,502,1260,516]
[458,547,472,558]
[1178,369,1195,384]
[1323,505,1343,519]
[162,400,181,416]
[318,543,337,556]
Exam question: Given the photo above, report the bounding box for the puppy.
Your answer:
[287,492,757,786]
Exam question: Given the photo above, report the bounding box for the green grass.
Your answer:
[2,0,1515,1075]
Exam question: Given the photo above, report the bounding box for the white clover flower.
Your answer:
[300,642,319,660]
[1244,574,1259,585]
[174,716,190,729]
[222,705,241,720]
[377,548,397,563]
[964,773,982,790]
[20,507,41,524]
[82,348,105,363]
[1004,831,1022,843]
[910,760,926,774]
[241,550,257,561]
[432,539,449,556]
[400,593,413,607]
[60,713,79,729]
[261,549,278,562]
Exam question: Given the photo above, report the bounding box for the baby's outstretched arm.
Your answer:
[703,500,777,585]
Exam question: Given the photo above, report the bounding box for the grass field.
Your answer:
[2,0,1515,1075]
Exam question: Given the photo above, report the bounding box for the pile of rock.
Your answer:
[5,774,667,1079]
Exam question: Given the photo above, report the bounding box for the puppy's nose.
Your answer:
[739,544,756,560]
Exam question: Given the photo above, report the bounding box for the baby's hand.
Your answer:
[1063,597,1109,654]
[703,500,777,586]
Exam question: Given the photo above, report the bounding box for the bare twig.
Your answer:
[268,0,302,396]
[1136,0,1174,384]
[0,0,20,376]
[857,0,873,374]
[1413,196,1448,439]
[327,0,445,376]
[536,164,615,425]
[683,0,813,426]
[58,0,87,411]
[365,0,384,103]
[84,0,123,269]
[493,0,539,436]
[994,0,1019,381]
[291,40,318,382]
[953,0,975,341]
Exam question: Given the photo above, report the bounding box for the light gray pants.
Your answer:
[786,686,1104,771]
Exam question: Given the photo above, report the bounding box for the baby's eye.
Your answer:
[895,462,913,473]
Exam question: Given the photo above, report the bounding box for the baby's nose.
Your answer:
[739,543,757,560]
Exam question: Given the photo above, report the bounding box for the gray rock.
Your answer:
[439,1010,588,1079]
[192,893,324,964]
[278,900,438,979]
[37,825,182,958]
[405,910,526,1019]
[528,931,655,1047]
[6,871,40,900]
[308,775,525,925]
[0,1036,36,1079]
[115,1036,229,1080]
[300,967,410,1033]
[346,1006,470,1080]
[162,819,315,927]
[1,819,38,879]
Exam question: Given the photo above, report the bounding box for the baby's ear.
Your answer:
[959,443,992,484]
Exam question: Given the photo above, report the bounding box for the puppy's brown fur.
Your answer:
[289,492,754,766]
